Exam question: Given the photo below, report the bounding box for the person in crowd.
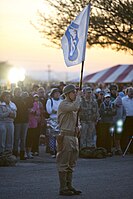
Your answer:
[12,87,33,160]
[0,91,17,153]
[46,88,62,157]
[119,91,125,98]
[121,87,133,154]
[104,88,110,94]
[95,90,105,147]
[31,84,39,96]
[109,84,119,152]
[95,90,105,108]
[58,82,66,95]
[113,93,126,155]
[37,86,50,153]
[56,84,82,196]
[98,93,117,156]
[94,88,102,100]
[109,84,118,102]
[37,86,47,109]
[79,87,99,149]
[26,94,43,158]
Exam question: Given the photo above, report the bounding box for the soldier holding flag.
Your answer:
[57,2,91,196]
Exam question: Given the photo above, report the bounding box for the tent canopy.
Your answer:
[83,64,133,83]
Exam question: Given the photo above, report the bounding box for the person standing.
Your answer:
[57,84,82,196]
[46,88,62,157]
[26,94,43,158]
[0,91,17,153]
[98,93,117,156]
[113,94,126,155]
[12,87,33,160]
[121,87,133,153]
[37,86,49,153]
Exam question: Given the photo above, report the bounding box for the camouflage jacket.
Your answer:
[79,97,99,122]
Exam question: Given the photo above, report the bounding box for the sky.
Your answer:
[0,0,133,82]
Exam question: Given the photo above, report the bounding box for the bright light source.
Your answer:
[117,127,123,133]
[8,67,25,84]
[110,127,114,132]
[117,119,123,127]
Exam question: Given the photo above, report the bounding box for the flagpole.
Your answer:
[79,61,84,90]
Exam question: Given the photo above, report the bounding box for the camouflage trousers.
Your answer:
[80,122,96,149]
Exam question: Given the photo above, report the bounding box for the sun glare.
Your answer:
[8,67,26,84]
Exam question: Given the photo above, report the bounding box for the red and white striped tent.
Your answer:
[83,64,133,83]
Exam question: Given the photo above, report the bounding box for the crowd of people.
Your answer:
[0,81,133,195]
[0,81,133,162]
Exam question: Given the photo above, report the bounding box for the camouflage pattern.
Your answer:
[0,151,17,166]
[79,97,99,122]
[79,96,99,148]
[79,147,107,159]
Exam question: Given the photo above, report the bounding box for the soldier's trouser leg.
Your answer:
[58,171,74,196]
[66,171,82,195]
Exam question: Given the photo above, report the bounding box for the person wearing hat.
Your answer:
[46,88,62,157]
[56,84,82,196]
[98,93,117,156]
[79,87,99,149]
[95,88,102,100]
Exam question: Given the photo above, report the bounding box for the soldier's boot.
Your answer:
[58,172,75,196]
[20,151,26,160]
[67,171,82,195]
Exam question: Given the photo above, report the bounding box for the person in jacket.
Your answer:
[0,91,17,153]
[113,94,126,155]
[57,84,82,196]
[79,87,99,149]
[26,94,43,159]
[12,87,33,160]
[121,87,133,154]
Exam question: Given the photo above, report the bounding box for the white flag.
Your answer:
[61,4,91,67]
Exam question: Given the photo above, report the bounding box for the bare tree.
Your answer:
[33,0,133,54]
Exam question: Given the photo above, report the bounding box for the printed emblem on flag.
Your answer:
[65,22,79,61]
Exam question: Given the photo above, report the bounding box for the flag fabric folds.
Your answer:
[61,4,91,67]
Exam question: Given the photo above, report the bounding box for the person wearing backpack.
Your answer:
[46,88,62,157]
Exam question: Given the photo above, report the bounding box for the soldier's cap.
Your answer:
[83,87,92,93]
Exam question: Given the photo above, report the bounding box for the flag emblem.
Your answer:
[65,22,79,61]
